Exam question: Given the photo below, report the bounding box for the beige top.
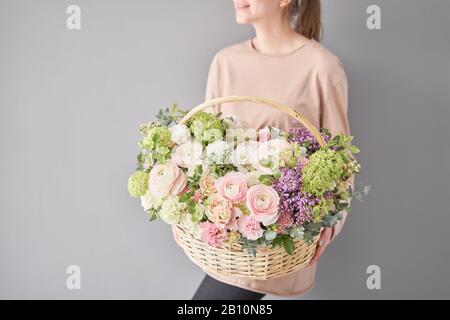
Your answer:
[172,37,354,296]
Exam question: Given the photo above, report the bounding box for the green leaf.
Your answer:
[349,145,360,153]
[258,175,273,186]
[282,236,295,255]
[272,236,283,249]
[146,210,158,222]
[179,192,191,203]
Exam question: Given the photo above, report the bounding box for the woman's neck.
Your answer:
[252,17,307,56]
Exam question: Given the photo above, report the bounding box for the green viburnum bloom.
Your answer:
[127,171,149,197]
[279,144,305,168]
[302,148,345,197]
[140,126,171,150]
[139,121,159,136]
[311,197,333,222]
[187,112,227,143]
[202,128,223,143]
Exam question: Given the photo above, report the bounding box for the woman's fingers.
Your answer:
[308,227,333,265]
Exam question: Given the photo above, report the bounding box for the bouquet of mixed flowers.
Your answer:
[128,102,361,256]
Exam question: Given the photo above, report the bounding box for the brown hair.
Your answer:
[290,0,322,41]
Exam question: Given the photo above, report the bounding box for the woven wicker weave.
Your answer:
[174,96,325,280]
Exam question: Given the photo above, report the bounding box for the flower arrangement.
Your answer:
[128,103,361,255]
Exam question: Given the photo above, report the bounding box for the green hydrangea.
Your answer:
[302,148,345,197]
[127,171,149,197]
[140,126,171,150]
[187,112,227,143]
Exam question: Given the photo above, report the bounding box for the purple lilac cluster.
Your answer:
[288,120,331,153]
[272,165,319,225]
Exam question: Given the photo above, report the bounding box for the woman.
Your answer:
[176,0,353,299]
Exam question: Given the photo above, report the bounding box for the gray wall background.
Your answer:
[1,0,449,299]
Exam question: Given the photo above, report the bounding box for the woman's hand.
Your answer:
[308,227,333,265]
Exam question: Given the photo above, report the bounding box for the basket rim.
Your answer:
[179,95,326,147]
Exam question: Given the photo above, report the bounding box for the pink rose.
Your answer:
[238,214,264,240]
[205,194,233,229]
[215,172,248,204]
[149,160,187,198]
[274,212,294,233]
[199,221,228,247]
[246,184,280,226]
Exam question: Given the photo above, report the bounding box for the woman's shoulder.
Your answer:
[210,39,251,63]
[306,40,347,84]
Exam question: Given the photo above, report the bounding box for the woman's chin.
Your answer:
[235,16,252,24]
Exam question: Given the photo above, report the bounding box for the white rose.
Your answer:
[169,124,191,145]
[179,213,201,238]
[231,140,261,167]
[258,138,292,160]
[225,128,257,146]
[140,189,163,211]
[205,140,231,164]
[221,114,249,129]
[171,141,203,168]
[244,170,267,187]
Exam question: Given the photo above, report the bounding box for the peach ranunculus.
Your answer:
[199,175,217,196]
[171,141,203,168]
[237,214,264,240]
[246,184,280,226]
[148,160,187,198]
[205,194,233,229]
[215,172,248,204]
[226,206,243,231]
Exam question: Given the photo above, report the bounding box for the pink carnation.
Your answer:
[199,222,228,247]
[193,190,202,202]
[238,214,264,241]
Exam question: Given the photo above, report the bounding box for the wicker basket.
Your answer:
[174,96,326,280]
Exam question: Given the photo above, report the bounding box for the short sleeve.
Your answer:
[204,53,220,114]
[319,72,350,137]
[319,68,355,241]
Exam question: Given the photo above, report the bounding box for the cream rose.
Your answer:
[205,194,233,229]
[199,175,217,196]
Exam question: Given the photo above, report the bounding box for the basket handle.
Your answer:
[179,95,325,147]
